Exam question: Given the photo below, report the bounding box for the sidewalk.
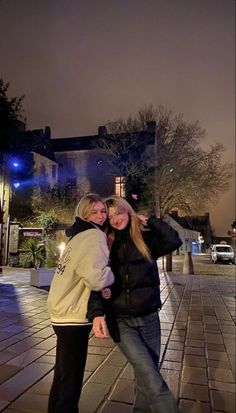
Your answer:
[0,265,235,413]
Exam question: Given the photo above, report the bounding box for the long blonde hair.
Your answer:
[75,193,106,220]
[105,196,152,262]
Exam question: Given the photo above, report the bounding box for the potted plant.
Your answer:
[20,238,55,287]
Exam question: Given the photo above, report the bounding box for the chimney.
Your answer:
[98,126,107,136]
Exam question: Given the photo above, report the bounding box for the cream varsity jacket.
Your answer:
[47,226,114,326]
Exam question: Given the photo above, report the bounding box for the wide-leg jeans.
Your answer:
[117,312,180,413]
[47,324,91,413]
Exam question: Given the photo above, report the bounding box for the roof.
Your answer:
[24,129,57,162]
[51,136,98,152]
[170,213,210,231]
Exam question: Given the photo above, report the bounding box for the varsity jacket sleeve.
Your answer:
[77,229,114,291]
[147,216,183,259]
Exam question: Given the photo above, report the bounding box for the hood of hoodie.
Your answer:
[65,217,106,239]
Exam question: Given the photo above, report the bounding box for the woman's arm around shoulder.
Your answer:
[147,216,182,258]
[76,229,114,291]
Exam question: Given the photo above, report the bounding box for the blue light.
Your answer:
[9,159,21,169]
[13,182,20,188]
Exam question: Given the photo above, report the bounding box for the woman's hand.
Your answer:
[93,316,108,338]
[101,288,111,299]
[137,214,148,227]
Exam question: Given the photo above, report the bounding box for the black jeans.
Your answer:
[48,324,91,413]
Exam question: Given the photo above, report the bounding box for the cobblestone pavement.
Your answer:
[0,255,235,413]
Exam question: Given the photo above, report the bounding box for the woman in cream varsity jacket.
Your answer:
[47,194,114,413]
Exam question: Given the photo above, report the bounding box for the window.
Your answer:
[52,164,57,179]
[115,176,126,197]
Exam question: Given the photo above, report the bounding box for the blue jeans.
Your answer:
[117,312,180,413]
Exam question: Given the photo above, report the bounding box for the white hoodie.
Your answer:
[47,227,114,326]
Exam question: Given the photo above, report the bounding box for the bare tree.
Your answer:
[98,105,234,216]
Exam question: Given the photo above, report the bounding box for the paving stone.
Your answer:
[206,342,226,352]
[28,370,54,395]
[9,392,48,412]
[109,378,134,404]
[164,349,183,362]
[170,333,185,342]
[0,332,16,342]
[160,322,173,331]
[167,340,184,351]
[185,339,205,348]
[0,364,23,385]
[0,362,53,402]
[208,367,234,383]
[204,333,224,344]
[207,359,231,369]
[83,370,92,383]
[79,382,111,412]
[223,338,235,355]
[85,354,106,372]
[182,366,208,385]
[227,353,236,375]
[180,383,210,402]
[105,349,127,367]
[7,348,46,367]
[204,324,220,333]
[161,369,180,397]
[32,327,54,339]
[183,355,206,368]
[210,389,235,413]
[219,325,235,334]
[89,364,123,385]
[161,360,182,370]
[89,336,115,348]
[184,346,205,356]
[88,345,112,356]
[0,400,9,410]
[174,322,187,329]
[120,364,134,380]
[35,355,55,364]
[33,337,56,351]
[161,329,171,336]
[6,337,44,354]
[179,399,211,413]
[0,350,17,365]
[100,401,133,413]
[0,333,34,351]
[161,335,168,344]
[1,325,27,334]
[206,349,229,362]
[172,328,186,336]
[45,348,56,356]
[209,380,235,393]
[203,316,218,324]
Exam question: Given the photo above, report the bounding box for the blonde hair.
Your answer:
[75,193,106,221]
[105,196,152,262]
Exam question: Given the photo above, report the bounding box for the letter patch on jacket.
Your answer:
[56,246,72,275]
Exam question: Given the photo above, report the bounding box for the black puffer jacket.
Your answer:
[88,217,182,326]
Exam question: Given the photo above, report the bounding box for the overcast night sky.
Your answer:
[0,0,235,236]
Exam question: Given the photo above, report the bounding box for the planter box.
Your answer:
[30,268,54,287]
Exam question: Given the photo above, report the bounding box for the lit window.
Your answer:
[115,176,126,197]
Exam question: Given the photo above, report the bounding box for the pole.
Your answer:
[0,153,4,275]
[154,124,160,218]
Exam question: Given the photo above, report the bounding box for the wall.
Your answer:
[55,149,115,196]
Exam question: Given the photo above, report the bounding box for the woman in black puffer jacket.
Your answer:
[89,196,182,413]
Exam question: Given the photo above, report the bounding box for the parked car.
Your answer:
[210,244,235,264]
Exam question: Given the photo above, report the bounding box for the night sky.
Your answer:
[0,0,235,236]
